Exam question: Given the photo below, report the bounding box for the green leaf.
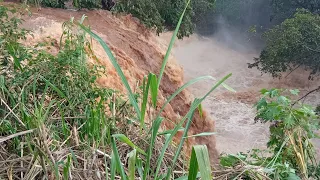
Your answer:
[188,145,212,180]
[111,137,127,180]
[112,134,146,155]
[157,0,191,89]
[150,74,158,108]
[127,149,137,180]
[287,173,301,180]
[158,128,184,136]
[260,88,269,95]
[156,74,232,179]
[198,103,203,118]
[183,132,216,139]
[140,75,151,130]
[78,24,141,120]
[222,82,236,92]
[164,103,197,179]
[144,117,164,179]
[220,155,240,167]
[156,75,215,121]
[110,151,116,180]
[63,155,72,180]
[290,89,300,96]
[256,97,267,110]
[41,77,66,99]
[136,158,144,179]
[187,146,198,180]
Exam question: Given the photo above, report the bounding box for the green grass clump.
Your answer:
[0,2,233,179]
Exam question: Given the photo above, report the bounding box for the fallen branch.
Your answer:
[292,86,320,106]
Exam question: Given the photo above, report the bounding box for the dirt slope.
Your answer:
[12,5,219,163]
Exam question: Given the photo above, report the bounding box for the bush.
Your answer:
[219,88,319,179]
[249,10,320,79]
[113,0,215,39]
[0,3,232,179]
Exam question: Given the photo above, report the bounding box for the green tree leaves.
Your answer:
[249,10,320,79]
[113,0,215,39]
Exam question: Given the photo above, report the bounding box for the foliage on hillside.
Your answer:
[22,0,215,39]
[113,0,215,39]
[249,10,320,79]
[220,89,319,179]
[214,0,272,31]
[1,2,319,180]
[0,3,225,179]
[271,0,320,23]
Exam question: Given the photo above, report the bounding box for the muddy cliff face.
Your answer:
[18,6,219,163]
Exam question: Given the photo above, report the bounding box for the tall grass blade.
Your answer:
[157,0,191,89]
[150,74,158,108]
[141,74,152,130]
[164,101,196,180]
[187,147,199,180]
[198,103,203,118]
[136,158,144,179]
[158,128,184,136]
[155,74,232,178]
[187,145,212,180]
[153,75,215,131]
[112,134,146,155]
[63,155,72,179]
[183,132,216,139]
[41,77,66,99]
[111,137,127,180]
[79,24,141,119]
[127,149,137,180]
[110,152,116,180]
[222,82,236,92]
[191,145,212,180]
[144,117,164,180]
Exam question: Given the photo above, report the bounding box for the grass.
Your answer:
[1,1,319,180]
[0,1,234,179]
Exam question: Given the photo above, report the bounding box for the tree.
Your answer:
[213,0,273,32]
[271,0,320,23]
[113,0,215,39]
[248,10,320,79]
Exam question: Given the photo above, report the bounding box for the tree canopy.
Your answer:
[271,0,320,22]
[249,10,320,79]
[113,0,215,39]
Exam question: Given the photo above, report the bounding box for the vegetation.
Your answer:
[249,10,320,79]
[1,1,319,180]
[0,2,231,179]
[219,89,319,179]
[113,0,215,38]
[271,0,320,22]
[22,0,215,39]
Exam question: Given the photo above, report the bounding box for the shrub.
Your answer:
[219,89,319,179]
[249,10,320,79]
[0,3,233,179]
[113,0,215,39]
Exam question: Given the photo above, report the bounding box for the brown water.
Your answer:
[159,33,320,156]
[10,1,320,158]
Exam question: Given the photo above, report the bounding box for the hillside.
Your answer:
[19,4,219,161]
[1,2,319,179]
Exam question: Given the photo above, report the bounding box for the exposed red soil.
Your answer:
[6,3,219,163]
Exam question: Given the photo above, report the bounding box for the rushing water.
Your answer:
[169,33,320,156]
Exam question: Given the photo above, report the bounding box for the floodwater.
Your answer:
[165,32,320,156]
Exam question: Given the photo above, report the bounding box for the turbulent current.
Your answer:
[163,32,320,156]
